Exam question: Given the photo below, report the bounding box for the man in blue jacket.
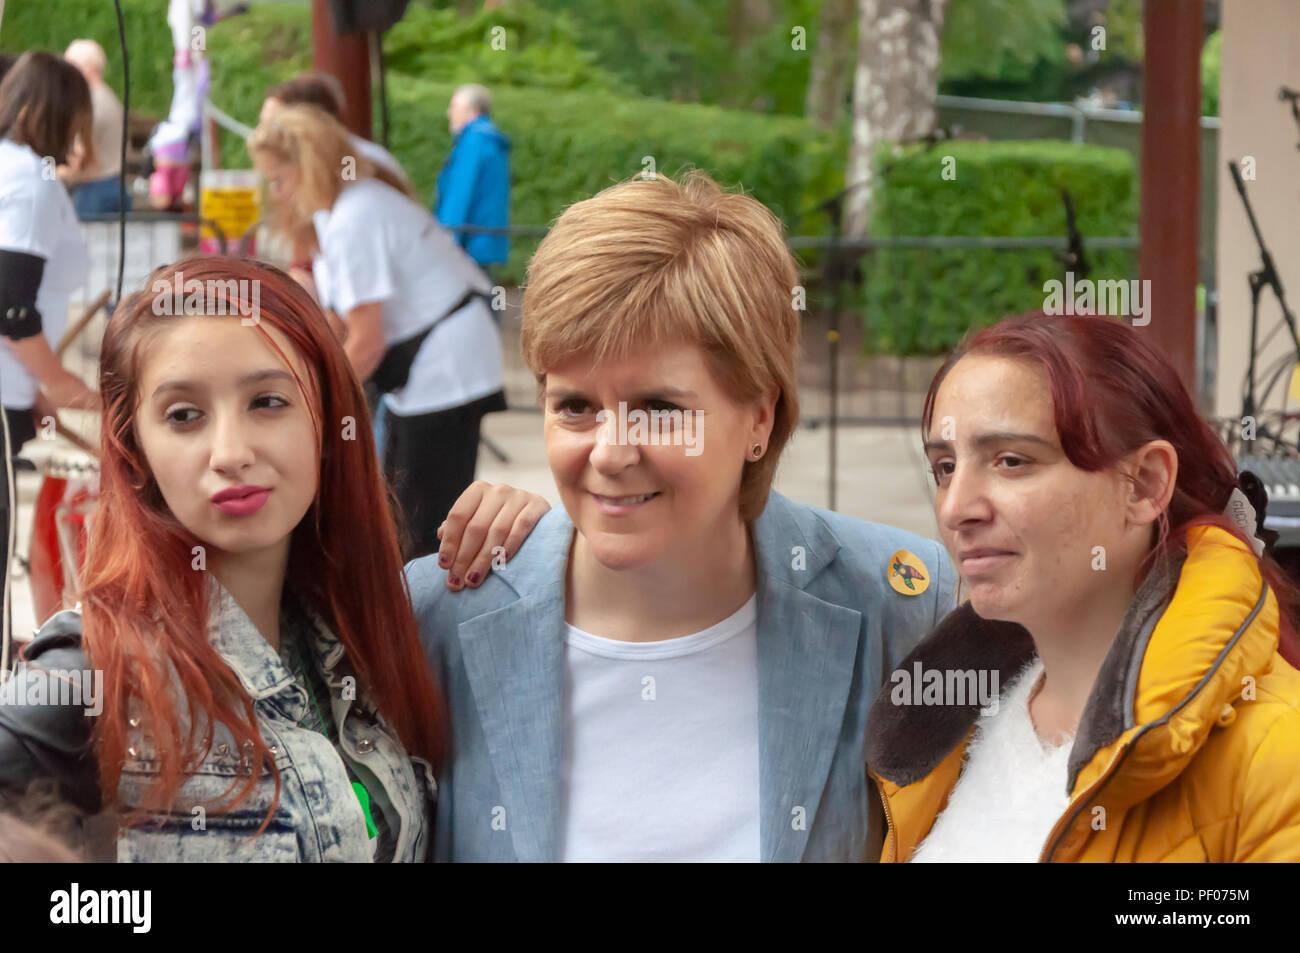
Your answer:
[435,84,510,270]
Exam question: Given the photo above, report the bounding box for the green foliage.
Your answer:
[1099,0,1143,62]
[384,3,625,92]
[1201,30,1221,117]
[205,4,314,132]
[382,76,847,281]
[537,0,820,114]
[940,0,1066,87]
[861,140,1138,355]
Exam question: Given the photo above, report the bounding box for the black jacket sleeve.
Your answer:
[0,248,46,340]
[0,612,101,813]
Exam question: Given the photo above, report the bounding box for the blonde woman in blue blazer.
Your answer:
[407,170,955,862]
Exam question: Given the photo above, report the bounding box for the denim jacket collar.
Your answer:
[203,576,343,707]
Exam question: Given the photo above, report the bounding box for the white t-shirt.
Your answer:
[349,134,405,182]
[558,594,761,863]
[909,657,1075,863]
[0,139,90,409]
[312,178,503,416]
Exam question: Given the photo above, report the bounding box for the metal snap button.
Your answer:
[128,716,140,728]
[356,737,375,755]
[127,746,139,758]
[215,742,230,756]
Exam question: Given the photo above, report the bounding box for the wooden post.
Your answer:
[1139,0,1202,393]
[311,0,371,139]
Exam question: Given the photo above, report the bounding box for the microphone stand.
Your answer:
[1279,86,1300,151]
[1056,188,1089,282]
[1229,159,1300,452]
[806,126,960,511]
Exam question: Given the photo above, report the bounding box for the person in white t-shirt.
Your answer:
[249,105,505,560]
[0,52,102,628]
[256,74,419,458]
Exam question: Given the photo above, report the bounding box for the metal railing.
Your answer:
[937,93,1221,144]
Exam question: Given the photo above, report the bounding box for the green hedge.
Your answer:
[381,78,846,281]
[860,139,1138,355]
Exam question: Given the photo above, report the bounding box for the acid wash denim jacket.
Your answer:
[1,576,435,862]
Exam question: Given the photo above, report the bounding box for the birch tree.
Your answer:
[844,0,948,239]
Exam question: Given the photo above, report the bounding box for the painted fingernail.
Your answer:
[438,554,450,567]
[449,574,461,586]
[467,571,480,585]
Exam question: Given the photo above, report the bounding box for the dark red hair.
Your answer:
[922,311,1300,667]
[80,255,445,824]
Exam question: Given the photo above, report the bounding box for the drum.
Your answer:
[28,453,100,625]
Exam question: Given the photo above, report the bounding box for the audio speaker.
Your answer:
[326,0,411,35]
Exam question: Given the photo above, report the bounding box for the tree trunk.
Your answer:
[897,0,947,140]
[805,0,855,128]
[844,0,947,239]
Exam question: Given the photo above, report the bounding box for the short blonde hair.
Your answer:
[521,170,801,523]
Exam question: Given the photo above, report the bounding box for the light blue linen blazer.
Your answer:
[408,489,956,862]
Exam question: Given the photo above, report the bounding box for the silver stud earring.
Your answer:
[751,444,763,460]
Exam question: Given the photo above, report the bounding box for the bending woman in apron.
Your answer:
[249,106,506,560]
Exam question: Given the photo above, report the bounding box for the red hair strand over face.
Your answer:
[80,255,445,824]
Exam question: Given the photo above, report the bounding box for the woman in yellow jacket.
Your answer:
[866,312,1300,862]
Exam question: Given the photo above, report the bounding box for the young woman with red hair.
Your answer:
[0,255,544,861]
[866,312,1300,862]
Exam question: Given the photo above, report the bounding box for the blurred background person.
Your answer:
[145,0,208,210]
[60,39,129,218]
[256,80,420,458]
[260,72,410,189]
[249,106,506,560]
[0,52,102,577]
[435,83,510,275]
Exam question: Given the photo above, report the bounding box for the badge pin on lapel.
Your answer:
[887,550,929,596]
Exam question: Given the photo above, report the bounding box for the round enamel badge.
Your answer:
[887,549,930,596]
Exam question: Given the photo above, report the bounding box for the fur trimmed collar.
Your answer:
[865,552,1184,793]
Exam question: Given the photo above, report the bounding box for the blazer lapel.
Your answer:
[753,493,863,863]
[756,582,862,862]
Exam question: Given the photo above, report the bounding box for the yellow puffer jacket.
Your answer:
[865,525,1300,862]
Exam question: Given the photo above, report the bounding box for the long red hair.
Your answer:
[922,311,1300,668]
[80,255,445,823]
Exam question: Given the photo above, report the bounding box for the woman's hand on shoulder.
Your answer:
[437,481,551,591]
